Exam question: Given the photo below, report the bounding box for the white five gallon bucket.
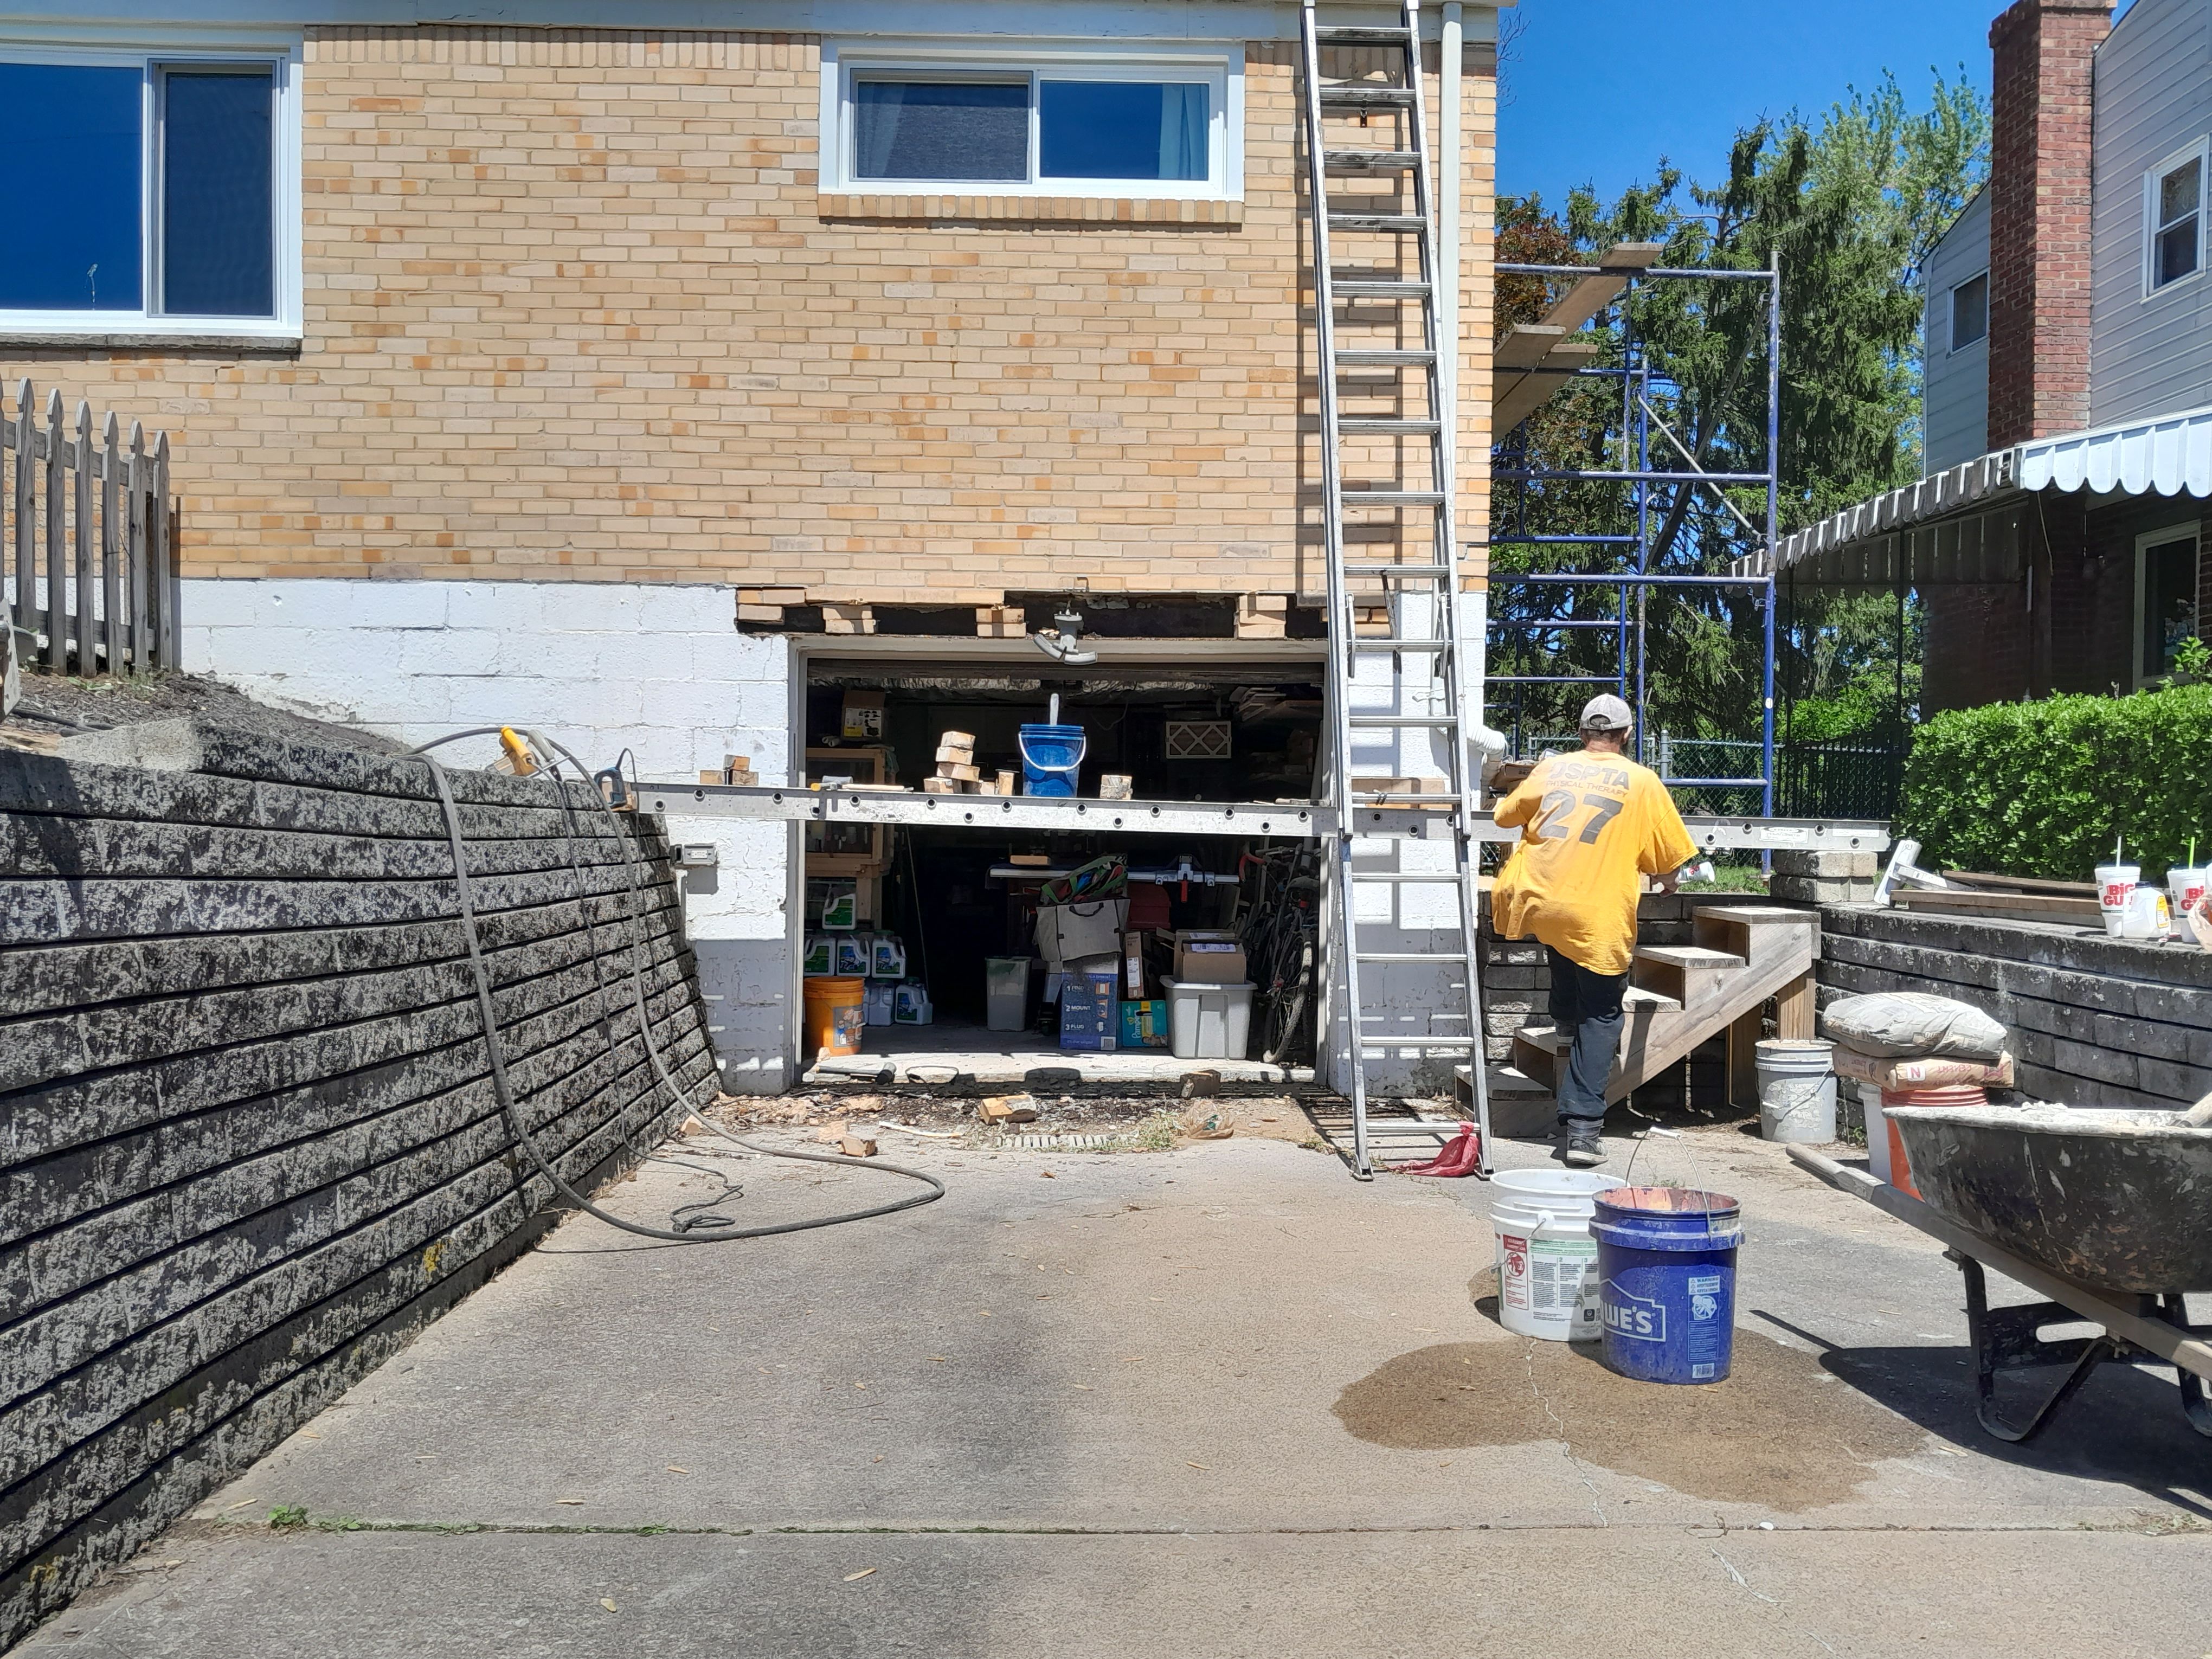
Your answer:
[1755,1037,1837,1143]
[1489,1169,1624,1342]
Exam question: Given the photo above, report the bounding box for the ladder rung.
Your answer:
[1334,349,1435,366]
[1321,86,1417,109]
[1349,870,1462,882]
[1340,417,1442,434]
[1343,563,1450,576]
[1329,214,1429,234]
[1334,280,1432,299]
[1348,714,1459,728]
[1358,951,1469,963]
[1355,1036,1481,1049]
[1324,149,1422,172]
[1341,489,1445,507]
[1315,25,1417,44]
[1349,638,1446,651]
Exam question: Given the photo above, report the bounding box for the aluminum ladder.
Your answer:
[1298,0,1493,1179]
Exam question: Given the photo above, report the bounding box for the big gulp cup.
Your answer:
[2097,863,2140,936]
[2167,867,2206,938]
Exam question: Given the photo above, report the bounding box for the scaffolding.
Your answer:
[1484,255,1782,815]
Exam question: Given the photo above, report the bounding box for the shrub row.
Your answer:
[1898,683,2212,881]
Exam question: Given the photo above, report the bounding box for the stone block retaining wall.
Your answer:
[0,724,716,1647]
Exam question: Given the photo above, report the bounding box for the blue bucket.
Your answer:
[1590,1186,1742,1385]
[1018,723,1086,798]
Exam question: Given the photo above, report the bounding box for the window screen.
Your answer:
[161,68,275,317]
[1949,272,1987,350]
[1040,81,1209,182]
[2141,533,2200,680]
[2155,156,2202,290]
[853,80,1027,182]
[0,62,144,310]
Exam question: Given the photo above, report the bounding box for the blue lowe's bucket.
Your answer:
[1018,723,1086,797]
[1590,1186,1742,1385]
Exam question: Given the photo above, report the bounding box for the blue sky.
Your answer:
[1497,0,2009,210]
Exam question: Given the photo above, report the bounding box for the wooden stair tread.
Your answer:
[1692,904,1818,925]
[1634,944,1745,970]
[1455,1062,1551,1097]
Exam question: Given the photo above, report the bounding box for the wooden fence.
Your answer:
[3,378,178,676]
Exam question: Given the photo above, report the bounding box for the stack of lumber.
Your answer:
[0,722,717,1647]
[1892,870,2101,925]
[924,730,986,794]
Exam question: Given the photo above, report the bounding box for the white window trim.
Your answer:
[0,40,302,343]
[819,37,1243,202]
[2140,134,2208,301]
[1946,267,1989,355]
[2132,521,2202,687]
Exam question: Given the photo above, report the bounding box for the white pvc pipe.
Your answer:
[1439,2,1462,458]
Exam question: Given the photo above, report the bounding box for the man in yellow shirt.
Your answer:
[1491,695,1696,1167]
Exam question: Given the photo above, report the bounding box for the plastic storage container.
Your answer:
[985,957,1032,1033]
[1160,977,1253,1060]
[1018,723,1086,797]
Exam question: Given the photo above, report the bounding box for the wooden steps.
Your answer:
[1506,905,1819,1114]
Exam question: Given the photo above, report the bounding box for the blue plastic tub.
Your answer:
[1018,723,1086,797]
[1590,1186,1742,1385]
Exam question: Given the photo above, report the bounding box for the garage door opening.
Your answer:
[799,656,1329,1086]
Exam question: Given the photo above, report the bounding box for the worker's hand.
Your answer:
[1654,867,1682,896]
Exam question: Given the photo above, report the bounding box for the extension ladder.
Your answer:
[1298,0,1494,1178]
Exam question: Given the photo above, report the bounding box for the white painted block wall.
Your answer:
[181,578,797,1092]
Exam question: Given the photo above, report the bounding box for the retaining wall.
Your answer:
[1817,905,2212,1109]
[0,722,718,1648]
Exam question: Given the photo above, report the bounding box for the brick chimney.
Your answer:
[1985,0,2112,448]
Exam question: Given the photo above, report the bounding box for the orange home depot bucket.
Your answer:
[803,975,867,1056]
[1879,1084,1989,1198]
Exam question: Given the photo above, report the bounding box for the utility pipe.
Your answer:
[1439,2,1462,470]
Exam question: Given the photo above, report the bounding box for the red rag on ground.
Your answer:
[1397,1123,1481,1176]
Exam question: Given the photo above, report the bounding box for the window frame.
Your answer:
[2132,522,2203,687]
[2142,135,2208,300]
[820,38,1242,202]
[0,40,301,342]
[1946,268,1989,355]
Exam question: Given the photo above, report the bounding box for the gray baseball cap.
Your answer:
[1580,693,1635,732]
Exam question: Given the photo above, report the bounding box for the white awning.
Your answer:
[1741,403,2212,584]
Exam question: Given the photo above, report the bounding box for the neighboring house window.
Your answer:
[1947,271,1988,352]
[824,44,1238,198]
[2136,525,2202,685]
[2145,140,2207,294]
[0,48,298,336]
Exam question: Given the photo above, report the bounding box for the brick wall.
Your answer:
[3,25,1498,606]
[1985,0,2112,449]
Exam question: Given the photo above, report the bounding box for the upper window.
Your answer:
[1948,270,1988,351]
[0,48,298,336]
[824,44,1237,199]
[2145,140,2207,295]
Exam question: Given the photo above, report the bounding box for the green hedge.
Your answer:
[1898,685,2212,882]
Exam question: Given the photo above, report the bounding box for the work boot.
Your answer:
[1562,1130,1606,1168]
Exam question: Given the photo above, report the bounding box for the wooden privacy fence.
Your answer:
[3,378,178,676]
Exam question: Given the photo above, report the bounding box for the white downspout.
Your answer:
[1439,2,1462,445]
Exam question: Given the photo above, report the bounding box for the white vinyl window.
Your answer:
[2144,138,2207,296]
[821,41,1239,200]
[1947,269,1988,352]
[0,44,300,339]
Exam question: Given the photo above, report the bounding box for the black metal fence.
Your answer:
[1777,736,1904,822]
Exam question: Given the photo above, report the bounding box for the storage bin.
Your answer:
[985,957,1033,1033]
[1161,977,1254,1060]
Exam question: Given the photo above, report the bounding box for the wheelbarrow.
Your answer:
[1790,1102,2212,1444]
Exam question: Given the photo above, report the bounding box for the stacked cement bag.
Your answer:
[1822,992,2014,1102]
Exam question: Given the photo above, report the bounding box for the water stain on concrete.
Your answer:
[1331,1324,1924,1510]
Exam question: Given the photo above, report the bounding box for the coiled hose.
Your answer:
[411,727,944,1243]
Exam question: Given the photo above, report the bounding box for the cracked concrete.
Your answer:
[17,1124,2212,1656]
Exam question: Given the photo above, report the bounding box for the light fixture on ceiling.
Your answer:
[1031,604,1097,666]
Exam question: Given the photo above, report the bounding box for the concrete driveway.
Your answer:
[20,1121,2212,1657]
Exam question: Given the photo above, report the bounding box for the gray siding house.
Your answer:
[1925,187,1992,472]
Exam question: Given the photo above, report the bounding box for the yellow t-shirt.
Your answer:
[1490,749,1697,976]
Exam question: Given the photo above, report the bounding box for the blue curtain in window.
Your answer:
[0,63,143,310]
[854,81,1027,182]
[1040,81,1208,183]
[162,69,275,318]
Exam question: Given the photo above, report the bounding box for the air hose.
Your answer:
[410,726,945,1243]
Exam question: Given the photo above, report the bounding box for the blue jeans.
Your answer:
[1545,947,1625,1128]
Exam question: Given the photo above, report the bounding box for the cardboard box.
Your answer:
[1058,966,1120,1052]
[1118,998,1169,1049]
[1123,929,1145,996]
[1172,929,1248,984]
[840,689,885,741]
[1035,898,1128,967]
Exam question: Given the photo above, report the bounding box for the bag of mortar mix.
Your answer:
[1821,992,2007,1062]
[1830,1045,2014,1089]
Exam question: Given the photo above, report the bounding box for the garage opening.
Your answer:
[799,649,1329,1086]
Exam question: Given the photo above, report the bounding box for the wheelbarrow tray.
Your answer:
[1885,1104,2212,1294]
